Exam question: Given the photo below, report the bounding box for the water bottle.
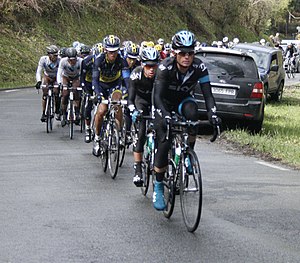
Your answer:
[174,145,181,166]
[148,133,153,153]
[185,156,193,174]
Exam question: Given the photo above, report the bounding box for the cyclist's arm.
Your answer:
[199,76,217,120]
[153,67,171,118]
[36,57,44,82]
[127,74,137,108]
[80,59,87,88]
[92,57,103,96]
[56,60,63,85]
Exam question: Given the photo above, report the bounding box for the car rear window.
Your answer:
[196,52,258,79]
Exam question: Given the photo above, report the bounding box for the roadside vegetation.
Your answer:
[224,86,300,169]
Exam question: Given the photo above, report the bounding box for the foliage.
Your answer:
[225,87,300,169]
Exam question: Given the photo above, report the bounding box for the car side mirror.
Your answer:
[270,65,279,72]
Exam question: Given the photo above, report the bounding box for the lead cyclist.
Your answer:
[152,30,221,211]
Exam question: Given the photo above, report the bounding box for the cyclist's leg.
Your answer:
[132,100,150,186]
[72,78,81,125]
[178,97,199,149]
[84,83,93,142]
[41,75,53,122]
[153,112,172,210]
[110,88,123,131]
[60,77,70,126]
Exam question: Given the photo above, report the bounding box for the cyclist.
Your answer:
[160,43,171,59]
[57,47,83,127]
[127,47,159,186]
[284,43,297,68]
[35,45,61,122]
[152,30,221,210]
[80,49,96,143]
[92,35,131,157]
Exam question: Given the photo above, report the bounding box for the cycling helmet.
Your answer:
[93,42,103,55]
[164,43,171,51]
[72,41,80,48]
[80,45,91,56]
[171,30,196,52]
[103,35,120,51]
[65,47,77,59]
[260,38,266,45]
[140,47,159,65]
[222,36,229,43]
[154,44,162,52]
[125,43,140,59]
[59,47,67,58]
[233,37,239,45]
[157,38,165,45]
[46,45,59,54]
[146,41,155,48]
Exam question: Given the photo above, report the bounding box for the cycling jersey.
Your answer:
[36,56,61,82]
[92,52,130,96]
[57,57,83,84]
[128,66,154,106]
[80,54,94,85]
[153,56,216,118]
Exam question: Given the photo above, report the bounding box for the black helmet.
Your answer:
[103,35,120,51]
[125,43,140,59]
[65,47,77,59]
[59,47,67,58]
[46,45,59,54]
[80,45,91,55]
[140,47,159,65]
[171,30,196,52]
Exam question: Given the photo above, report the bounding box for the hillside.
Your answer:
[0,1,259,88]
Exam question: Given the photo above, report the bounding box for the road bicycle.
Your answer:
[163,114,220,232]
[97,98,127,179]
[41,83,59,133]
[63,82,82,139]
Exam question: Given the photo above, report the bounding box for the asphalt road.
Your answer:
[0,88,300,263]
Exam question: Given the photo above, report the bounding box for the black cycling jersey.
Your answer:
[80,54,94,87]
[153,56,216,119]
[92,52,130,96]
[128,66,154,106]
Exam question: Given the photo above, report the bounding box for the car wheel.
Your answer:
[263,83,269,103]
[271,81,284,102]
[245,105,264,135]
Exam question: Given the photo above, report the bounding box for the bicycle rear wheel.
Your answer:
[163,159,176,219]
[108,122,120,179]
[180,149,202,232]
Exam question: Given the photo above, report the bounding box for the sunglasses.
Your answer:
[177,51,195,57]
[144,64,158,69]
[107,50,118,54]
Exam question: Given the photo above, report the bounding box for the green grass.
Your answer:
[224,86,300,169]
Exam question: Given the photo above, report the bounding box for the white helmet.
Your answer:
[260,39,266,45]
[233,38,239,45]
[222,36,229,43]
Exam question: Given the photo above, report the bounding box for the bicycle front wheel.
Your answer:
[108,122,120,179]
[163,159,176,219]
[286,65,291,78]
[180,149,202,232]
[46,96,50,133]
[118,118,126,167]
[69,100,74,140]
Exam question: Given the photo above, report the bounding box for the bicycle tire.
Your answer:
[100,123,108,173]
[69,100,74,140]
[163,159,176,219]
[49,95,54,131]
[141,152,151,196]
[46,96,50,133]
[108,121,120,179]
[180,149,202,232]
[118,119,126,167]
[80,95,86,133]
[286,64,291,79]
[291,66,295,78]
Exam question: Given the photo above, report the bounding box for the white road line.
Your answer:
[4,89,17,93]
[255,161,290,171]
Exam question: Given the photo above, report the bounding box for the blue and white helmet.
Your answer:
[140,47,159,66]
[171,30,196,52]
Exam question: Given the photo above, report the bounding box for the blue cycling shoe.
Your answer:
[153,181,166,211]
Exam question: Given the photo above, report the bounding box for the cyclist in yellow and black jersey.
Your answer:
[92,35,131,157]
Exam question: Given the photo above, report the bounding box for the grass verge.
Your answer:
[224,85,300,169]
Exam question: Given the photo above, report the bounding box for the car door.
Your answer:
[268,53,279,93]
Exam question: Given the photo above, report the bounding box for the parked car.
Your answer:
[194,47,265,133]
[233,43,285,102]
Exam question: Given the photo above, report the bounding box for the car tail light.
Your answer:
[250,82,264,99]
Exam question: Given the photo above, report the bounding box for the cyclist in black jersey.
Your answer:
[92,35,131,157]
[80,52,95,143]
[152,30,221,211]
[128,47,159,187]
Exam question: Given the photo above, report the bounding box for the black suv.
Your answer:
[233,43,285,102]
[194,47,265,133]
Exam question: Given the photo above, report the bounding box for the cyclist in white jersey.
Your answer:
[35,45,61,122]
[57,47,83,127]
